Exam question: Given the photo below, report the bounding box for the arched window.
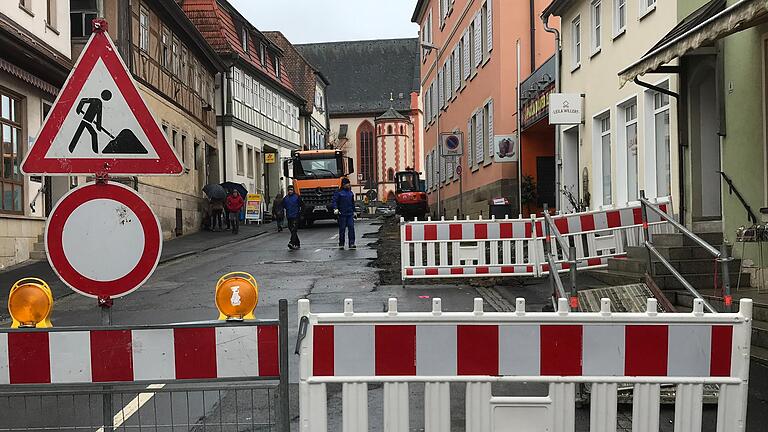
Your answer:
[387,168,395,181]
[387,125,393,135]
[358,121,375,186]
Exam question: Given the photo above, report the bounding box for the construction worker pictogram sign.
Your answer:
[21,24,182,176]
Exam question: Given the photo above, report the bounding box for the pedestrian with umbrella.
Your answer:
[203,184,227,231]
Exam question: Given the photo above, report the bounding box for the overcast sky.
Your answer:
[229,0,420,44]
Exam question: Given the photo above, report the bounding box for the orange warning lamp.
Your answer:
[8,278,53,328]
[215,272,259,320]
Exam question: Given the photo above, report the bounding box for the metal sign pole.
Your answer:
[99,296,113,432]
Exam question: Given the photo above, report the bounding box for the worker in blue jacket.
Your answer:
[283,185,303,249]
[332,178,356,249]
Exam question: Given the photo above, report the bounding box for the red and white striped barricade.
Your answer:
[401,216,539,279]
[537,198,674,275]
[0,321,283,385]
[400,198,674,280]
[297,296,752,432]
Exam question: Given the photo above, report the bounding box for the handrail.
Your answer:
[645,242,717,313]
[639,196,721,258]
[717,171,758,225]
[640,190,732,312]
[543,204,578,310]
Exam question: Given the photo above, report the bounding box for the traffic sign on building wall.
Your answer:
[439,132,463,157]
[21,28,182,176]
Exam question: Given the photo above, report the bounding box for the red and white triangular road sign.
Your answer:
[22,28,183,176]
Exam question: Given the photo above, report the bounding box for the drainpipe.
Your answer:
[542,14,562,209]
[529,0,536,71]
[220,71,228,181]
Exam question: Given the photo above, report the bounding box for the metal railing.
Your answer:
[639,191,729,313]
[542,204,578,310]
[718,171,758,225]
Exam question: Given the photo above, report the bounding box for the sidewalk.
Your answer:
[0,222,273,319]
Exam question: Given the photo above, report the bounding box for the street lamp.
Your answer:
[421,41,444,218]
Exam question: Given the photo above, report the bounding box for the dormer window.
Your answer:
[275,56,281,79]
[241,27,248,52]
[259,43,266,66]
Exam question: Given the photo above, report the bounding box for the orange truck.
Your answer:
[283,149,354,226]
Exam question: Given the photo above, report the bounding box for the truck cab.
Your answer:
[283,149,354,225]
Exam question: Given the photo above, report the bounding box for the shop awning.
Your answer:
[618,0,768,87]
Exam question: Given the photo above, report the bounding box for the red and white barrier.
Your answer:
[0,323,280,385]
[401,199,674,279]
[297,296,752,432]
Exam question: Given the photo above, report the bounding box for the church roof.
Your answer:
[376,105,408,121]
[295,38,420,116]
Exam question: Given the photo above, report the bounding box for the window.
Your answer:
[171,129,178,153]
[571,16,581,69]
[236,141,245,175]
[161,28,171,69]
[139,7,149,52]
[19,0,31,12]
[275,56,281,79]
[462,29,471,80]
[172,38,180,76]
[590,1,601,54]
[598,114,612,205]
[0,92,23,214]
[194,141,200,170]
[247,146,254,178]
[70,0,98,38]
[46,0,57,30]
[473,12,482,69]
[259,43,266,66]
[181,47,188,82]
[475,109,484,164]
[640,0,656,17]
[654,89,671,197]
[358,122,375,186]
[622,102,638,201]
[180,134,187,164]
[486,99,494,163]
[614,0,626,36]
[387,125,393,135]
[241,27,248,52]
[388,168,395,182]
[486,0,493,53]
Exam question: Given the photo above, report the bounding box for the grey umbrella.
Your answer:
[203,183,227,201]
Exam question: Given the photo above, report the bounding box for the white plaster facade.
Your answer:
[553,0,679,211]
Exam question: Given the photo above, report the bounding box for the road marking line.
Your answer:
[330,234,339,240]
[96,383,165,432]
[314,249,322,253]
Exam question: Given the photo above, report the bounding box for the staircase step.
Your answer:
[626,244,733,261]
[29,251,47,261]
[655,272,750,291]
[32,242,46,252]
[586,270,645,287]
[608,258,649,274]
[692,220,723,233]
[37,234,45,243]
[651,232,724,247]
[671,290,768,321]
[654,259,742,276]
[753,320,768,350]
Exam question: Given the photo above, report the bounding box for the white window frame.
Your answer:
[639,0,657,19]
[139,7,150,52]
[651,83,671,198]
[590,1,601,55]
[616,96,638,204]
[593,110,612,206]
[571,16,581,71]
[613,0,626,38]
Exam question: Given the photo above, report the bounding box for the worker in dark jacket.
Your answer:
[283,185,303,249]
[332,177,356,249]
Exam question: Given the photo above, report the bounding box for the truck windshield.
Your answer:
[294,156,342,179]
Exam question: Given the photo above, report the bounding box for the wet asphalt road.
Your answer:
[1,219,766,431]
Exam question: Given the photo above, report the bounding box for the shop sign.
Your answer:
[493,134,519,163]
[245,193,263,222]
[265,153,276,164]
[549,93,584,125]
[521,85,554,129]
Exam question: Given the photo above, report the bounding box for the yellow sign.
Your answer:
[246,193,262,221]
[265,153,276,164]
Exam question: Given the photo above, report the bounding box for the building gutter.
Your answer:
[220,70,228,181]
[541,14,562,209]
[530,0,536,71]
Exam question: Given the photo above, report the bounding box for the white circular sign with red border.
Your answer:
[46,181,162,299]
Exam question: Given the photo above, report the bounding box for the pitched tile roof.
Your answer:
[181,0,297,95]
[296,38,420,117]
[264,31,327,115]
